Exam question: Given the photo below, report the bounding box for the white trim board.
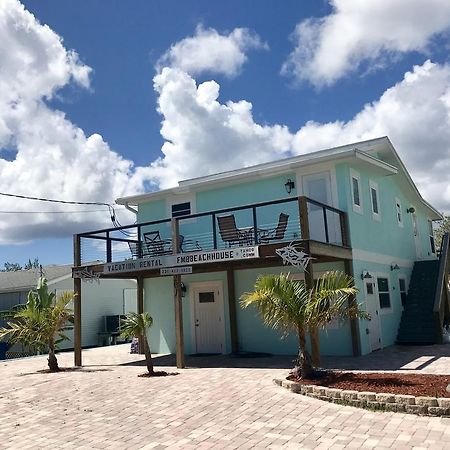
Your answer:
[352,248,415,269]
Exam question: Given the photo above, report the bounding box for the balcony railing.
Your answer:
[77,196,349,265]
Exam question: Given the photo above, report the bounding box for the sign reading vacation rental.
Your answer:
[103,246,259,275]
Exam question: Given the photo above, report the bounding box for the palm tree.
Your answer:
[120,312,155,376]
[240,270,365,379]
[0,277,74,372]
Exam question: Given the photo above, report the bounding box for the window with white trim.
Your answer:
[428,220,436,254]
[395,197,403,227]
[369,180,380,220]
[350,169,362,214]
[377,277,391,309]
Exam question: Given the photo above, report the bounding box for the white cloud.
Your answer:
[291,60,450,212]
[0,0,147,243]
[282,0,450,86]
[157,25,268,77]
[148,67,292,189]
[150,60,450,213]
[3,0,450,252]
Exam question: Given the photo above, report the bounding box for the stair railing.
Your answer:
[433,232,450,343]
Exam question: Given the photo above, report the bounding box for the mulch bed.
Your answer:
[288,371,450,398]
[138,371,179,377]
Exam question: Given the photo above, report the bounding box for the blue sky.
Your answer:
[1,0,450,268]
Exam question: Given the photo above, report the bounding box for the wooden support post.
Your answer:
[137,276,145,355]
[344,259,361,356]
[73,234,82,367]
[172,218,185,368]
[304,247,320,366]
[298,196,310,240]
[227,269,239,353]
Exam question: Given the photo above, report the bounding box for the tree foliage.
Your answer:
[0,277,74,372]
[435,215,450,250]
[240,271,367,378]
[24,258,40,270]
[121,312,155,375]
[2,262,22,272]
[2,257,40,272]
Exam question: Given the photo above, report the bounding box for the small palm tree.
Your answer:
[0,277,74,372]
[241,271,366,378]
[120,312,154,376]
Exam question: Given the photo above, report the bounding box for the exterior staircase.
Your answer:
[397,260,440,344]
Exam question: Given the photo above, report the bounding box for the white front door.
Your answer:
[411,211,423,259]
[191,282,225,354]
[365,280,381,351]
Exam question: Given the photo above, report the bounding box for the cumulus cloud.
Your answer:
[148,67,292,189]
[291,60,450,211]
[282,0,450,86]
[157,25,268,77]
[150,60,450,213]
[0,0,147,243]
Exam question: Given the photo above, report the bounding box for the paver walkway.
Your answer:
[0,345,449,449]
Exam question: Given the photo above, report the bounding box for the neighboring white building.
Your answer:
[0,264,137,356]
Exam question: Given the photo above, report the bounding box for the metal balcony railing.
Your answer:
[76,196,349,265]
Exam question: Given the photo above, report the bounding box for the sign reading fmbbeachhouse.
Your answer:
[103,246,259,275]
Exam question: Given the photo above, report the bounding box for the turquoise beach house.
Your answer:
[73,136,449,365]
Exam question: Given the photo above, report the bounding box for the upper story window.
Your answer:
[377,277,391,309]
[171,201,191,218]
[350,169,362,214]
[369,180,380,221]
[395,197,403,227]
[429,220,436,254]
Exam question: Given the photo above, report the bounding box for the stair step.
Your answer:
[396,259,440,345]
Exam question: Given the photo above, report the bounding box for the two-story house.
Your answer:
[72,136,449,367]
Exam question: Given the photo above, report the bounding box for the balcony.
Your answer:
[75,196,351,273]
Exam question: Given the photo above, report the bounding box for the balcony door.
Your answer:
[303,172,333,242]
[190,282,225,354]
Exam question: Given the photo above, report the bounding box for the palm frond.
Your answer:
[120,312,153,339]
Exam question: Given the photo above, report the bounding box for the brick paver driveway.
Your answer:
[1,345,449,449]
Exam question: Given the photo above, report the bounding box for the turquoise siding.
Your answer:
[138,156,438,357]
[146,262,354,357]
[336,162,436,260]
[196,173,297,212]
[137,199,167,223]
[145,277,175,354]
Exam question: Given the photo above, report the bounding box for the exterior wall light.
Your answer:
[284,179,295,194]
[180,282,187,297]
[390,264,400,271]
[361,270,373,280]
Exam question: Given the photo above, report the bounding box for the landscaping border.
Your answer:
[273,378,450,417]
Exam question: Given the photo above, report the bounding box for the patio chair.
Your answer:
[127,241,140,258]
[217,214,250,247]
[258,213,289,244]
[179,234,202,252]
[144,231,172,256]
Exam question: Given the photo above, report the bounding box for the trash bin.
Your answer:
[0,342,10,360]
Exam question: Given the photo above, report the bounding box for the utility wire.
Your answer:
[0,209,114,214]
[0,191,112,207]
[0,191,137,237]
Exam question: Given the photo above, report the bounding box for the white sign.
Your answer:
[160,266,193,276]
[103,246,259,274]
